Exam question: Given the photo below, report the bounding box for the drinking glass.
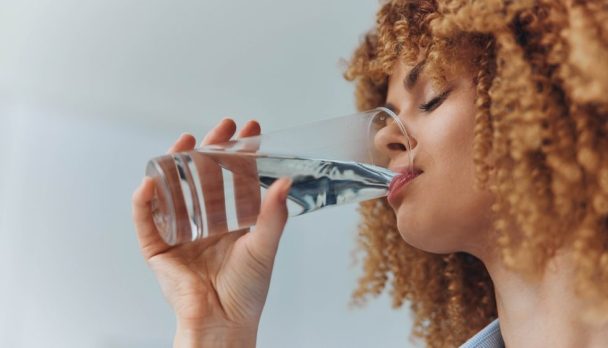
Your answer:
[145,107,412,245]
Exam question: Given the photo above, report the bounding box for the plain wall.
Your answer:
[0,1,419,347]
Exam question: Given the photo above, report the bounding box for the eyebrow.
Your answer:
[405,61,425,90]
[382,61,426,113]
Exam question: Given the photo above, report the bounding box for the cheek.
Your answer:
[394,164,495,253]
[394,95,494,252]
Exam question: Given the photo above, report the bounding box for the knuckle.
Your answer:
[131,188,141,203]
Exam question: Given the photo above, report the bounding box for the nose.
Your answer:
[373,112,415,167]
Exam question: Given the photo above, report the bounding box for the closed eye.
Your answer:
[419,89,452,113]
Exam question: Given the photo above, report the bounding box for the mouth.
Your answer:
[387,167,423,206]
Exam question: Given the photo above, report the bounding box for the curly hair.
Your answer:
[343,1,608,347]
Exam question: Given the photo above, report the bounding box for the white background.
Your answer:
[0,0,417,347]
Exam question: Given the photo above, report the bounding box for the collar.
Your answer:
[459,319,504,348]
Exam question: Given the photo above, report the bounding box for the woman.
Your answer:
[132,0,608,346]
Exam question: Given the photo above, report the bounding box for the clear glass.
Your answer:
[145,107,412,245]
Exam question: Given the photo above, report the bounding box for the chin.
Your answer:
[395,209,459,255]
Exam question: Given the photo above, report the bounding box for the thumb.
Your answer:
[245,177,292,265]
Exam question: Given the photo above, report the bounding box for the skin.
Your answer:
[132,119,292,348]
[381,60,496,256]
[131,59,607,348]
[382,60,608,347]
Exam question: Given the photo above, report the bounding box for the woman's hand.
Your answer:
[131,119,292,347]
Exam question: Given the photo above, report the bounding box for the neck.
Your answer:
[476,247,608,348]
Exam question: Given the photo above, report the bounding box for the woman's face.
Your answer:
[379,60,496,255]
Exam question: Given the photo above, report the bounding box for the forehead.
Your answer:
[392,59,423,76]
[389,58,463,93]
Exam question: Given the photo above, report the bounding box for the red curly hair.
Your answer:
[344,1,608,347]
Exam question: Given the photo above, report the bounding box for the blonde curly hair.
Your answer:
[344,1,608,347]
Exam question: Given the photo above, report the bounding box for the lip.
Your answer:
[387,167,423,206]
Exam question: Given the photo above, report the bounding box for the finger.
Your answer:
[195,154,229,236]
[233,174,261,229]
[237,120,261,138]
[194,118,237,236]
[243,177,292,266]
[200,118,237,147]
[132,177,170,260]
[234,120,262,228]
[168,133,196,154]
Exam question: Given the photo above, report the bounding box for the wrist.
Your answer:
[174,321,257,348]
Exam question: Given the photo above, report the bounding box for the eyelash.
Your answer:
[419,90,451,113]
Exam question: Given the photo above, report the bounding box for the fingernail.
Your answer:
[179,132,193,139]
